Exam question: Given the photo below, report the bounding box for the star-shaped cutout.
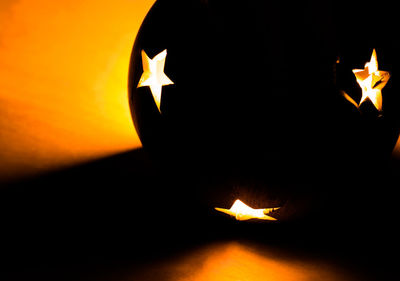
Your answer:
[215,199,280,221]
[137,49,174,112]
[352,49,390,111]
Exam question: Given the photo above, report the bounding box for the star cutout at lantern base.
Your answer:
[352,49,390,111]
[215,199,280,221]
[137,49,174,112]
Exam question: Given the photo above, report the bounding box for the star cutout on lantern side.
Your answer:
[352,49,390,111]
[215,199,280,221]
[137,49,174,113]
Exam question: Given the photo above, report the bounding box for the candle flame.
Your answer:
[352,49,390,111]
[215,199,279,221]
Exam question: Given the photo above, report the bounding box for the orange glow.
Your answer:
[137,49,174,112]
[131,242,360,281]
[342,91,360,108]
[0,0,155,182]
[352,49,390,111]
[176,243,303,281]
[393,136,400,158]
[215,199,279,221]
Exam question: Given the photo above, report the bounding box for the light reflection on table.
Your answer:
[130,241,363,281]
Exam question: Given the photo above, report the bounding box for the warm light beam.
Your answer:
[215,199,279,221]
[129,242,363,281]
[0,0,155,183]
[352,49,390,111]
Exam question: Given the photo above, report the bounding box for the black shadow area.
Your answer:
[0,149,193,266]
[0,149,399,281]
[0,148,268,267]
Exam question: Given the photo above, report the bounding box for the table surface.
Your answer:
[1,148,399,281]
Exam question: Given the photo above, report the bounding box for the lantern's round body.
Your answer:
[128,0,398,186]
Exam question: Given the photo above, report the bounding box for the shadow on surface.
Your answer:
[0,148,399,281]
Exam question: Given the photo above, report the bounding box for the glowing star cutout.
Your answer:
[215,199,280,221]
[352,49,390,111]
[137,49,174,112]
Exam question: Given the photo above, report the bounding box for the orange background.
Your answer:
[0,0,155,182]
[0,0,399,183]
